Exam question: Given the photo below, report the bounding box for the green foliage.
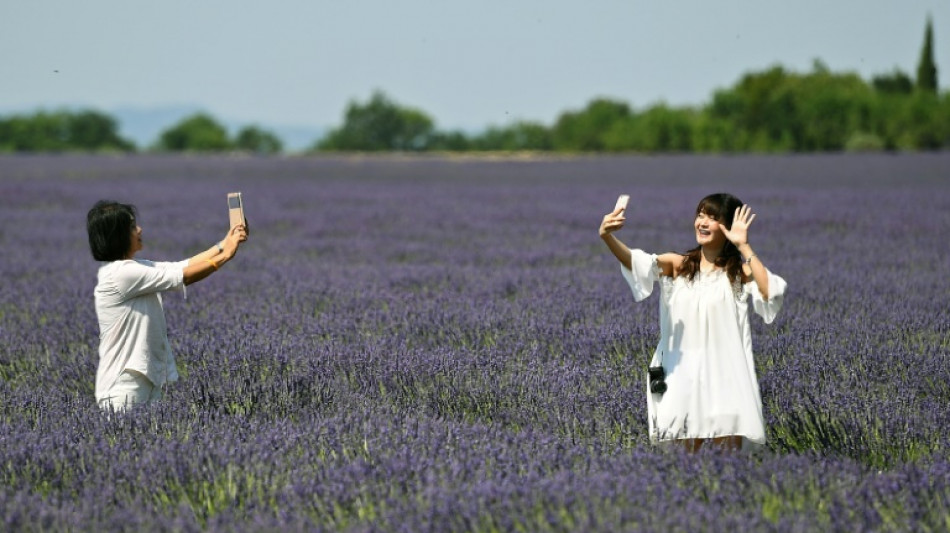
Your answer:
[157,113,232,152]
[602,104,696,152]
[916,17,938,93]
[315,65,946,153]
[427,130,471,151]
[691,113,748,152]
[795,70,874,151]
[0,109,135,152]
[69,110,135,151]
[0,109,286,154]
[4,23,947,156]
[872,69,914,95]
[716,65,791,139]
[234,125,283,155]
[702,65,888,152]
[470,121,553,151]
[892,92,949,150]
[844,132,885,152]
[551,98,632,151]
[316,91,435,152]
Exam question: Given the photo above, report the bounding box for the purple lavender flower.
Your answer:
[0,153,948,531]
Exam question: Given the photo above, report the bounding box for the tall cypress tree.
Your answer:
[916,16,938,92]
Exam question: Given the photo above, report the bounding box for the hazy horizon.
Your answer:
[3,0,948,148]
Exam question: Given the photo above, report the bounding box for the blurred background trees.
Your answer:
[154,114,284,154]
[315,91,435,151]
[0,110,134,152]
[917,16,938,93]
[0,111,285,154]
[234,125,284,155]
[1,19,945,154]
[156,113,231,152]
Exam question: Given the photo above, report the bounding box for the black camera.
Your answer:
[648,366,667,394]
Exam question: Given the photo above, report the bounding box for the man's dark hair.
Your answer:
[87,200,138,261]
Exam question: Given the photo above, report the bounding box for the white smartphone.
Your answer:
[227,192,246,229]
[614,194,630,212]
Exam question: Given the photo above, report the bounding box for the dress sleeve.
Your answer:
[153,259,190,270]
[620,249,659,302]
[745,269,787,324]
[113,259,186,300]
[154,259,190,299]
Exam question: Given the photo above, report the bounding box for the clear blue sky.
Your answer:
[2,1,947,132]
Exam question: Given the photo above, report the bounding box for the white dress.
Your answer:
[94,259,188,403]
[622,249,787,445]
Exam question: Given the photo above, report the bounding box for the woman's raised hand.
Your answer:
[599,205,626,238]
[222,224,248,257]
[722,204,756,246]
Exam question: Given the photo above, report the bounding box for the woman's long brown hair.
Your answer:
[677,193,745,285]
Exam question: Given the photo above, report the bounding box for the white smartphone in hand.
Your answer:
[614,194,630,212]
[227,192,246,229]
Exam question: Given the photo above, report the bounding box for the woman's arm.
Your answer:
[188,241,225,264]
[722,204,770,299]
[599,206,632,268]
[182,225,247,285]
[656,253,684,277]
[736,243,770,299]
[600,206,681,276]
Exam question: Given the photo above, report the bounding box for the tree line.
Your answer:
[2,20,944,155]
[0,111,284,154]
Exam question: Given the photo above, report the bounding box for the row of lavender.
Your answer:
[1,154,949,531]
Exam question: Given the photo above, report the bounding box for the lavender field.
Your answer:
[1,153,949,531]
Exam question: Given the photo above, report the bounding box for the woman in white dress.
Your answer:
[599,193,786,452]
[87,200,248,411]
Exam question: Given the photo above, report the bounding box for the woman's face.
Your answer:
[126,221,143,258]
[694,211,727,249]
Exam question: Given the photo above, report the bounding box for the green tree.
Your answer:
[427,130,471,151]
[0,112,68,151]
[916,17,938,93]
[872,69,914,94]
[234,125,283,154]
[0,109,134,152]
[705,65,880,152]
[892,92,947,149]
[793,70,874,151]
[603,105,696,152]
[551,98,631,151]
[157,113,231,152]
[471,121,552,151]
[316,91,435,151]
[710,66,792,146]
[690,113,749,152]
[69,110,135,151]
